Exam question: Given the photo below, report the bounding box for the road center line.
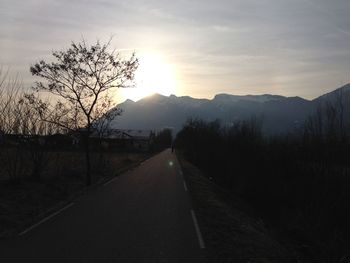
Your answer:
[190,210,206,249]
[183,181,188,191]
[19,203,74,236]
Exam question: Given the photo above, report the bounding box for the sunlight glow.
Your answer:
[120,53,177,102]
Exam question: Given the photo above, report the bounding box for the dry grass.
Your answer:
[0,150,149,238]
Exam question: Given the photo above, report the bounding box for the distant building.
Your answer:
[0,129,154,152]
[90,129,154,151]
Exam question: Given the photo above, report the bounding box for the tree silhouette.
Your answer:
[29,39,139,185]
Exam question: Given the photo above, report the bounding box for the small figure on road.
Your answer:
[171,144,174,153]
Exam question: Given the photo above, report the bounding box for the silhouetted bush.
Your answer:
[151,128,173,152]
[175,112,350,263]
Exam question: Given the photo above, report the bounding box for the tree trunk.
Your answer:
[85,129,92,186]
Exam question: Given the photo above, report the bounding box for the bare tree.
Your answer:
[0,69,24,180]
[334,88,346,140]
[0,68,23,135]
[304,87,349,145]
[29,39,139,185]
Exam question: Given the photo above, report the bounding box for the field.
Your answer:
[0,149,150,237]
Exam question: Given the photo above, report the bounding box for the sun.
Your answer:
[120,53,177,101]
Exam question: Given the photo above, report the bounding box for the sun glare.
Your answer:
[120,53,177,102]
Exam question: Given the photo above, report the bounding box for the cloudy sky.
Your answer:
[1,0,350,102]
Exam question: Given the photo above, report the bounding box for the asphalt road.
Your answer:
[0,149,205,263]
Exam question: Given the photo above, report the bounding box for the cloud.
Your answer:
[1,0,349,100]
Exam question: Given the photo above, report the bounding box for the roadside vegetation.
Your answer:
[178,156,294,263]
[0,39,172,237]
[175,91,350,263]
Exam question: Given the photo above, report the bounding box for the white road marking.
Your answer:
[19,203,74,236]
[190,210,205,249]
[183,181,188,192]
[104,176,118,186]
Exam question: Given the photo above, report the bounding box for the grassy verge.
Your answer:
[177,154,295,263]
[0,151,151,238]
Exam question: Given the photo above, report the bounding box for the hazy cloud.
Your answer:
[1,0,349,100]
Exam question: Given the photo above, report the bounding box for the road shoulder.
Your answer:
[177,154,295,263]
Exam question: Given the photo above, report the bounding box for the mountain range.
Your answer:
[110,84,350,135]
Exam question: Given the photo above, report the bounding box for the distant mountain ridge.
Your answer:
[110,84,350,134]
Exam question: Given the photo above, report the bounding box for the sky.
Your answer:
[1,0,350,102]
